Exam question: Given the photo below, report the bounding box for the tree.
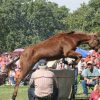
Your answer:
[0,0,99,52]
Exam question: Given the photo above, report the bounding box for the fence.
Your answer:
[53,69,75,100]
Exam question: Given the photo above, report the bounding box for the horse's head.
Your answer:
[88,33,99,50]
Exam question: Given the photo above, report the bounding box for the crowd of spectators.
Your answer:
[54,50,100,99]
[0,49,100,99]
[0,53,21,86]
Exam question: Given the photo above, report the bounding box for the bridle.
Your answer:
[89,35,99,49]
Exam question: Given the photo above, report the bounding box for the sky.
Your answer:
[47,0,90,12]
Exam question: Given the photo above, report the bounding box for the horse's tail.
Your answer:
[6,56,20,68]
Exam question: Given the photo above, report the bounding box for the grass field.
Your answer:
[0,83,91,100]
[0,85,28,100]
[75,83,91,100]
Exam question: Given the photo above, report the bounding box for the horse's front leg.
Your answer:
[63,50,82,64]
[67,51,82,63]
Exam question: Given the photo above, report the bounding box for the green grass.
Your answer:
[0,85,28,100]
[0,83,91,100]
[75,83,91,100]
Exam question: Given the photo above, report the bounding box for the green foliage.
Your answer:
[0,0,99,52]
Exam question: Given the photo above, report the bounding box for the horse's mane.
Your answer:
[56,31,75,35]
[67,31,75,34]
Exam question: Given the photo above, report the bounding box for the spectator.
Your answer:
[56,59,65,70]
[47,60,57,69]
[29,60,58,100]
[28,59,46,100]
[77,58,87,83]
[28,79,35,100]
[8,69,16,86]
[96,57,100,68]
[73,65,78,95]
[81,61,100,96]
[0,55,2,70]
[64,57,75,69]
[90,79,100,100]
[84,55,91,62]
[90,55,97,65]
[77,58,87,74]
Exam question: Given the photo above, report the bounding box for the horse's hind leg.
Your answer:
[12,75,23,100]
[11,66,29,100]
[12,57,39,99]
[11,66,31,100]
[11,47,41,100]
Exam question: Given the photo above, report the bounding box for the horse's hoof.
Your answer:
[11,97,15,100]
[11,99,15,100]
[12,95,16,100]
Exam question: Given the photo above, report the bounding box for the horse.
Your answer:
[1,31,99,100]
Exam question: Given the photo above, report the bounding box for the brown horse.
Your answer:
[3,31,99,100]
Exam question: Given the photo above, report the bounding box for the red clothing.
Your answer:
[90,91,100,100]
[97,61,100,68]
[84,55,91,62]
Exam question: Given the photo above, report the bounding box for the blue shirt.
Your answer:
[82,67,100,79]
